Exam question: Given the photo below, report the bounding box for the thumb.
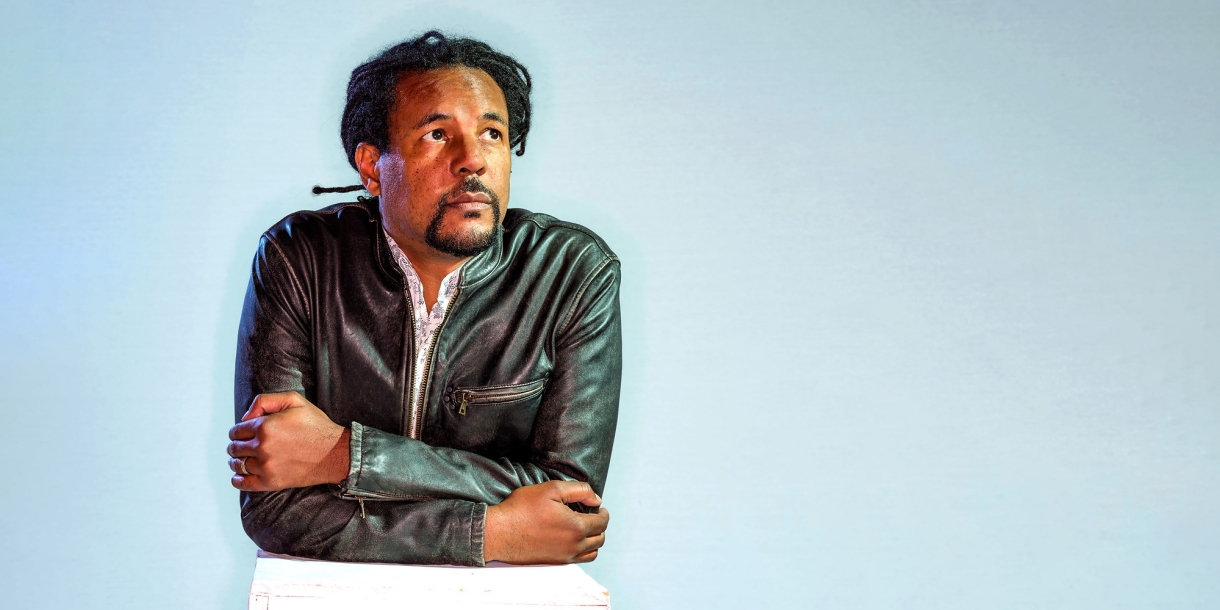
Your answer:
[552,480,602,507]
[243,391,305,421]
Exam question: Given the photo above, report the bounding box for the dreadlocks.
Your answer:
[340,31,533,173]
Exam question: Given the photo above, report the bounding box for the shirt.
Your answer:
[383,229,463,438]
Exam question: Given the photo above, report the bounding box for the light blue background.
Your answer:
[2,1,1217,608]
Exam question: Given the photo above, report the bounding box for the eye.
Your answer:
[482,128,503,141]
[423,128,445,142]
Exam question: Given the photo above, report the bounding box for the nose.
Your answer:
[450,133,486,177]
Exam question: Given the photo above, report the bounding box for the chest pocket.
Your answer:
[451,377,548,416]
[444,377,549,455]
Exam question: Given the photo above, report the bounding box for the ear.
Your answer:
[354,143,382,196]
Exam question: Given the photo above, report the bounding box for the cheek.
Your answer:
[376,159,406,197]
[403,158,446,191]
[490,158,512,202]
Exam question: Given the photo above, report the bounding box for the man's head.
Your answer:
[342,32,531,259]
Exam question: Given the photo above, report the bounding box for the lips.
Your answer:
[444,192,493,206]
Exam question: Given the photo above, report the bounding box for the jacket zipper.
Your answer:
[343,487,438,518]
[403,288,418,438]
[410,286,461,440]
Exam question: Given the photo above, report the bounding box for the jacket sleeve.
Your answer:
[236,234,487,565]
[342,255,622,504]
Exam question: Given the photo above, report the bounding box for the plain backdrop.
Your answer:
[1,1,1217,608]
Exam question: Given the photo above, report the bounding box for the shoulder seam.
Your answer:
[557,255,618,336]
[519,215,618,261]
[261,231,312,319]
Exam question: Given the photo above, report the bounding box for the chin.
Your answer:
[426,208,500,257]
[446,211,495,235]
[446,224,493,244]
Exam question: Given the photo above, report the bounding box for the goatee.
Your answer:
[425,176,502,257]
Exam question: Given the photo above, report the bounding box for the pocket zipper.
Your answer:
[452,379,548,416]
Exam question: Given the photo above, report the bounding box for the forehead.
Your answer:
[391,66,507,124]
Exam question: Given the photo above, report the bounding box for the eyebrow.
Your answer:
[413,112,508,130]
[413,113,451,129]
[481,112,508,126]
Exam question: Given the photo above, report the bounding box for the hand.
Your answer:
[484,480,610,564]
[227,391,350,492]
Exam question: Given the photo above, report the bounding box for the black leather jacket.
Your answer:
[235,198,621,566]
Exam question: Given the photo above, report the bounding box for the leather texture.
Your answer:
[235,198,621,566]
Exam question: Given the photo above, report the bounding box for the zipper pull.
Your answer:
[457,391,469,416]
[358,498,366,519]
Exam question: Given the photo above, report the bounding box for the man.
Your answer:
[225,31,620,567]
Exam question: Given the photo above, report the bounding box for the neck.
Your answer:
[388,227,469,286]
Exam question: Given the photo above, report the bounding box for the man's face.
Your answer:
[362,66,511,258]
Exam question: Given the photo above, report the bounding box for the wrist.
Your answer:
[326,427,352,485]
[483,503,502,563]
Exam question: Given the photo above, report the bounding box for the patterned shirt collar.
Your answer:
[383,229,463,323]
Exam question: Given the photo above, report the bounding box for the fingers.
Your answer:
[550,480,602,507]
[227,438,258,458]
[228,457,258,476]
[231,473,269,492]
[577,507,610,536]
[572,522,607,563]
[229,456,271,491]
[577,530,606,555]
[228,419,259,441]
[243,391,305,421]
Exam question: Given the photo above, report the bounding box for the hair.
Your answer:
[339,30,532,172]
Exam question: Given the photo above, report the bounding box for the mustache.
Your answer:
[440,176,500,206]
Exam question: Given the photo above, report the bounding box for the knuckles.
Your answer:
[558,514,587,539]
[257,419,276,440]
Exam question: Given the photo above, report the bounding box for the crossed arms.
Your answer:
[227,231,620,565]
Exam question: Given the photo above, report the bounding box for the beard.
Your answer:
[425,176,502,257]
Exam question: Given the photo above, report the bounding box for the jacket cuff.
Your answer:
[471,501,487,566]
[341,422,430,499]
[341,422,484,566]
[343,421,364,491]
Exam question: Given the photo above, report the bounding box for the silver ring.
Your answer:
[239,457,251,476]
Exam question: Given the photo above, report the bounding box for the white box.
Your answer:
[249,551,611,609]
